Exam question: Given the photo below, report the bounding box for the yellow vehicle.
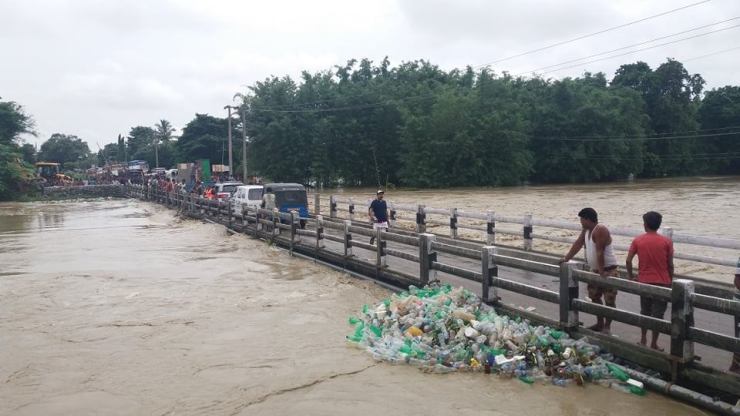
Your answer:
[35,162,67,186]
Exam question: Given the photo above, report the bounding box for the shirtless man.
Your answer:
[560,207,619,334]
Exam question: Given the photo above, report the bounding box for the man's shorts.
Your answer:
[639,283,671,318]
[373,221,389,230]
[587,266,619,304]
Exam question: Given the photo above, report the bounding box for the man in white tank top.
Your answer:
[560,207,619,334]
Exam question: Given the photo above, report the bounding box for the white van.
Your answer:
[232,185,264,213]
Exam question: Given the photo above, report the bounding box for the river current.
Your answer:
[0,195,712,415]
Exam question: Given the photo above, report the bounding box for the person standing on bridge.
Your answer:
[560,208,619,334]
[625,211,674,351]
[369,190,389,246]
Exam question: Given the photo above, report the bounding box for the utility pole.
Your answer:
[224,105,234,179]
[154,136,159,168]
[241,106,247,183]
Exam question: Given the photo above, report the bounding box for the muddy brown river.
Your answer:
[0,194,716,415]
[327,176,740,284]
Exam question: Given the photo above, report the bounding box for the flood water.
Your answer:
[328,176,740,284]
[0,198,712,415]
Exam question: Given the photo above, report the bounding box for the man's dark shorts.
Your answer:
[639,283,671,318]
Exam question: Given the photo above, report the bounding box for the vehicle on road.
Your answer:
[262,183,308,228]
[214,181,244,200]
[232,185,263,209]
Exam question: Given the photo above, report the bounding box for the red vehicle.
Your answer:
[213,181,244,200]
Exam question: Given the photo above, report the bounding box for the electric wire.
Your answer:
[520,17,739,74]
[472,0,712,67]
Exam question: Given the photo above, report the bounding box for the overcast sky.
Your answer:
[2,0,739,149]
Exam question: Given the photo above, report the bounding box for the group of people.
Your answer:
[559,208,674,351]
[147,177,187,195]
[367,192,724,355]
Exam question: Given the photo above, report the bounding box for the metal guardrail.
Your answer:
[324,193,740,272]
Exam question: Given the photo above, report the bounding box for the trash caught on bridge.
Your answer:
[346,283,645,395]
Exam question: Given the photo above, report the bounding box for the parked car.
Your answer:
[232,185,263,214]
[213,181,244,199]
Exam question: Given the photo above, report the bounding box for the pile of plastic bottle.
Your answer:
[346,283,646,395]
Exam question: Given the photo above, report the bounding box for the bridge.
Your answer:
[121,184,739,414]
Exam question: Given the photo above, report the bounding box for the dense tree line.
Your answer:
[238,58,740,187]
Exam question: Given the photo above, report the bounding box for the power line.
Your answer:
[585,153,740,160]
[530,131,740,142]
[522,17,739,74]
[530,24,740,76]
[683,45,740,62]
[538,124,740,140]
[473,0,712,67]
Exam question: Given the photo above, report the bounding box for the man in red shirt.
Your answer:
[626,211,674,351]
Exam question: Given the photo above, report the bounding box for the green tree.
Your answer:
[698,86,740,173]
[117,134,126,162]
[0,99,36,199]
[97,142,120,165]
[0,100,35,145]
[612,59,704,176]
[37,133,91,169]
[152,119,177,168]
[175,114,234,166]
[127,126,155,159]
[20,143,36,164]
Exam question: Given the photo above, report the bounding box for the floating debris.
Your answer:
[346,283,645,394]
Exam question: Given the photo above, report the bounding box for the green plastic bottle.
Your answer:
[606,363,629,382]
[518,375,535,384]
[369,325,382,338]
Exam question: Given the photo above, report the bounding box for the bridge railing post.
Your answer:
[523,213,533,251]
[272,208,280,240]
[481,246,497,303]
[559,261,579,330]
[329,196,337,219]
[376,228,386,269]
[389,203,396,229]
[242,204,248,231]
[343,220,352,257]
[289,212,296,255]
[314,193,321,216]
[316,215,324,251]
[419,233,437,286]
[662,226,674,241]
[227,199,233,228]
[416,204,426,233]
[349,198,355,221]
[671,279,695,379]
[486,210,496,245]
[450,208,458,239]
